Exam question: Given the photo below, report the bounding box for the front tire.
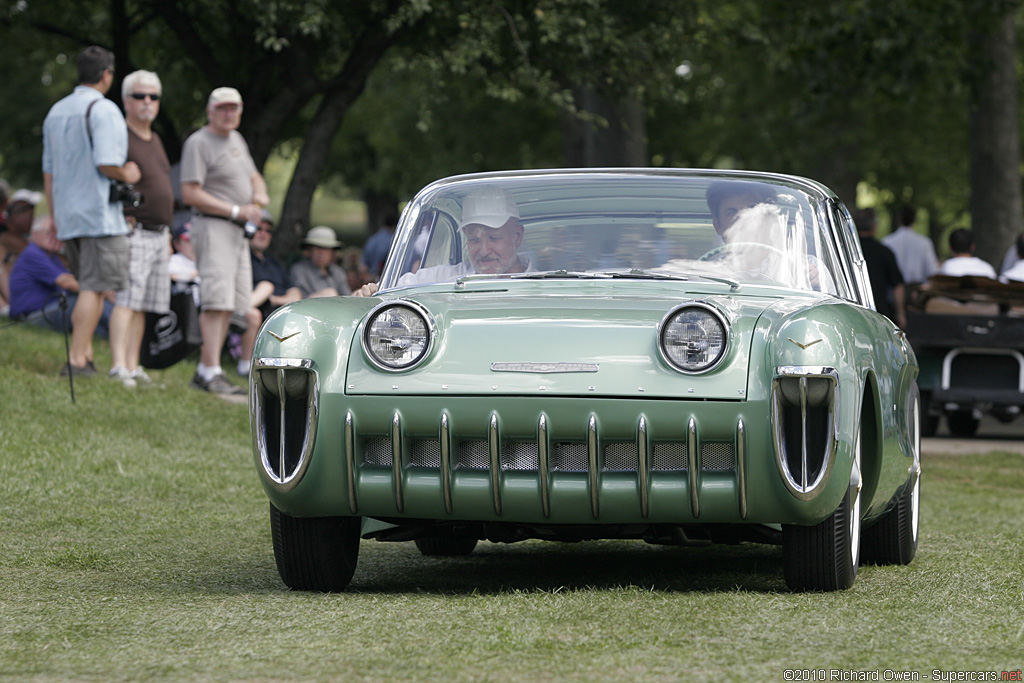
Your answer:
[271,504,361,592]
[782,424,862,592]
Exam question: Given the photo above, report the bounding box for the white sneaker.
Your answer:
[108,366,137,389]
[130,368,153,385]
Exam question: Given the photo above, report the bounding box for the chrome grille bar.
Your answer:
[736,418,747,519]
[588,415,599,519]
[440,413,453,515]
[800,376,809,489]
[345,411,357,514]
[276,369,287,486]
[538,414,550,518]
[392,412,404,512]
[638,416,649,518]
[687,417,699,518]
[489,413,502,515]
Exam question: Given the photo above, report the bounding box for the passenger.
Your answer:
[937,229,997,278]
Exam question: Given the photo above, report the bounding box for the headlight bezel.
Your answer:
[362,300,435,372]
[657,302,730,374]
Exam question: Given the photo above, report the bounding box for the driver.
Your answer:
[705,180,778,241]
[353,187,530,295]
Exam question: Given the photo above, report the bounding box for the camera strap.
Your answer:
[84,98,99,147]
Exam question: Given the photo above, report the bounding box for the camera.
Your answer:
[110,181,143,208]
[242,220,258,239]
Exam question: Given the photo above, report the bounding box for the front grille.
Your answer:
[772,367,839,500]
[338,408,750,521]
[360,435,730,473]
[252,359,319,491]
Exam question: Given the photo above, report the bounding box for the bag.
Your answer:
[140,284,202,369]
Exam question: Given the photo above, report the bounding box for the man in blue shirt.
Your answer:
[9,218,111,337]
[42,46,139,377]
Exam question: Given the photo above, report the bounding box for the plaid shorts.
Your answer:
[115,227,171,313]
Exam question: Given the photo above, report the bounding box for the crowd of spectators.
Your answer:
[1,46,386,394]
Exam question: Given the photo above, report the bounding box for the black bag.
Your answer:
[140,284,202,369]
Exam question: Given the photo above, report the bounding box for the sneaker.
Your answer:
[130,368,153,385]
[108,366,137,389]
[192,371,245,395]
[61,361,97,378]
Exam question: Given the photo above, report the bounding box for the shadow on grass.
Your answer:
[349,541,787,594]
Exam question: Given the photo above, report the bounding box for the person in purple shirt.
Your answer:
[8,217,111,336]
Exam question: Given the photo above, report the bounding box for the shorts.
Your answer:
[115,227,171,313]
[191,215,252,311]
[64,235,130,292]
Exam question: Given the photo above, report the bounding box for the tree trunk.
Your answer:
[968,8,1022,267]
[560,85,647,167]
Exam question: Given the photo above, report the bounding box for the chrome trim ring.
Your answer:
[771,366,840,501]
[251,358,319,493]
[362,299,437,372]
[656,301,730,375]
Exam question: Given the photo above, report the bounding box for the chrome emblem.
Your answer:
[268,331,301,343]
[788,337,823,350]
[491,362,599,373]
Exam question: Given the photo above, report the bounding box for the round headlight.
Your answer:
[659,304,728,373]
[364,303,432,370]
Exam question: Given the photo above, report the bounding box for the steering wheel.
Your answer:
[698,241,786,262]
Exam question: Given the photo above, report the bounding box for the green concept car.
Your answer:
[250,169,921,592]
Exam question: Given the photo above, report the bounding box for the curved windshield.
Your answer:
[379,173,848,297]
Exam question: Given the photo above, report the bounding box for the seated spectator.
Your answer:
[9,216,112,336]
[342,246,371,294]
[938,228,997,278]
[235,210,302,376]
[289,226,351,297]
[1000,234,1024,283]
[1,188,43,312]
[169,222,198,284]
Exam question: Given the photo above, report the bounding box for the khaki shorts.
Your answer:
[191,216,252,311]
[64,235,130,292]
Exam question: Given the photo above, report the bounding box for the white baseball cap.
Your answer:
[458,187,520,230]
[208,87,243,108]
[10,189,42,205]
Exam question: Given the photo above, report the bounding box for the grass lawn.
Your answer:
[0,322,1021,681]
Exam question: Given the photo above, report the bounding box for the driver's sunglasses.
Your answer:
[129,93,160,101]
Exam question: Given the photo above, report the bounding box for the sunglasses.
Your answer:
[129,93,160,101]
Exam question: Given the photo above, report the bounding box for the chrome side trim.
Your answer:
[772,366,840,501]
[440,412,453,515]
[345,411,357,514]
[687,417,699,518]
[736,419,747,519]
[637,416,649,518]
[588,415,599,519]
[538,414,551,518]
[392,412,404,512]
[489,413,502,515]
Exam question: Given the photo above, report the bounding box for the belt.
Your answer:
[137,223,169,232]
[197,212,242,226]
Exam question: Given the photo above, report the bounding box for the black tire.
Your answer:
[782,425,862,592]
[861,473,920,565]
[414,536,478,556]
[270,504,361,592]
[947,411,979,438]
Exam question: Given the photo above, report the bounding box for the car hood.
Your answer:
[345,284,801,399]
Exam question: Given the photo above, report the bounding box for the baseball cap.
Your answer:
[172,222,191,240]
[303,226,342,249]
[10,188,43,205]
[459,187,520,230]
[208,87,243,108]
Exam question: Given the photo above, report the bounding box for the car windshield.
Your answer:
[378,172,849,297]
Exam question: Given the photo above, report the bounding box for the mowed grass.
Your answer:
[0,322,1021,681]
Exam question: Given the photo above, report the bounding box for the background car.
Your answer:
[250,169,921,592]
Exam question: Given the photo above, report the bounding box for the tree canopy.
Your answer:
[1,0,1021,261]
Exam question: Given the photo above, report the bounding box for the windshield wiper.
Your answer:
[508,270,613,280]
